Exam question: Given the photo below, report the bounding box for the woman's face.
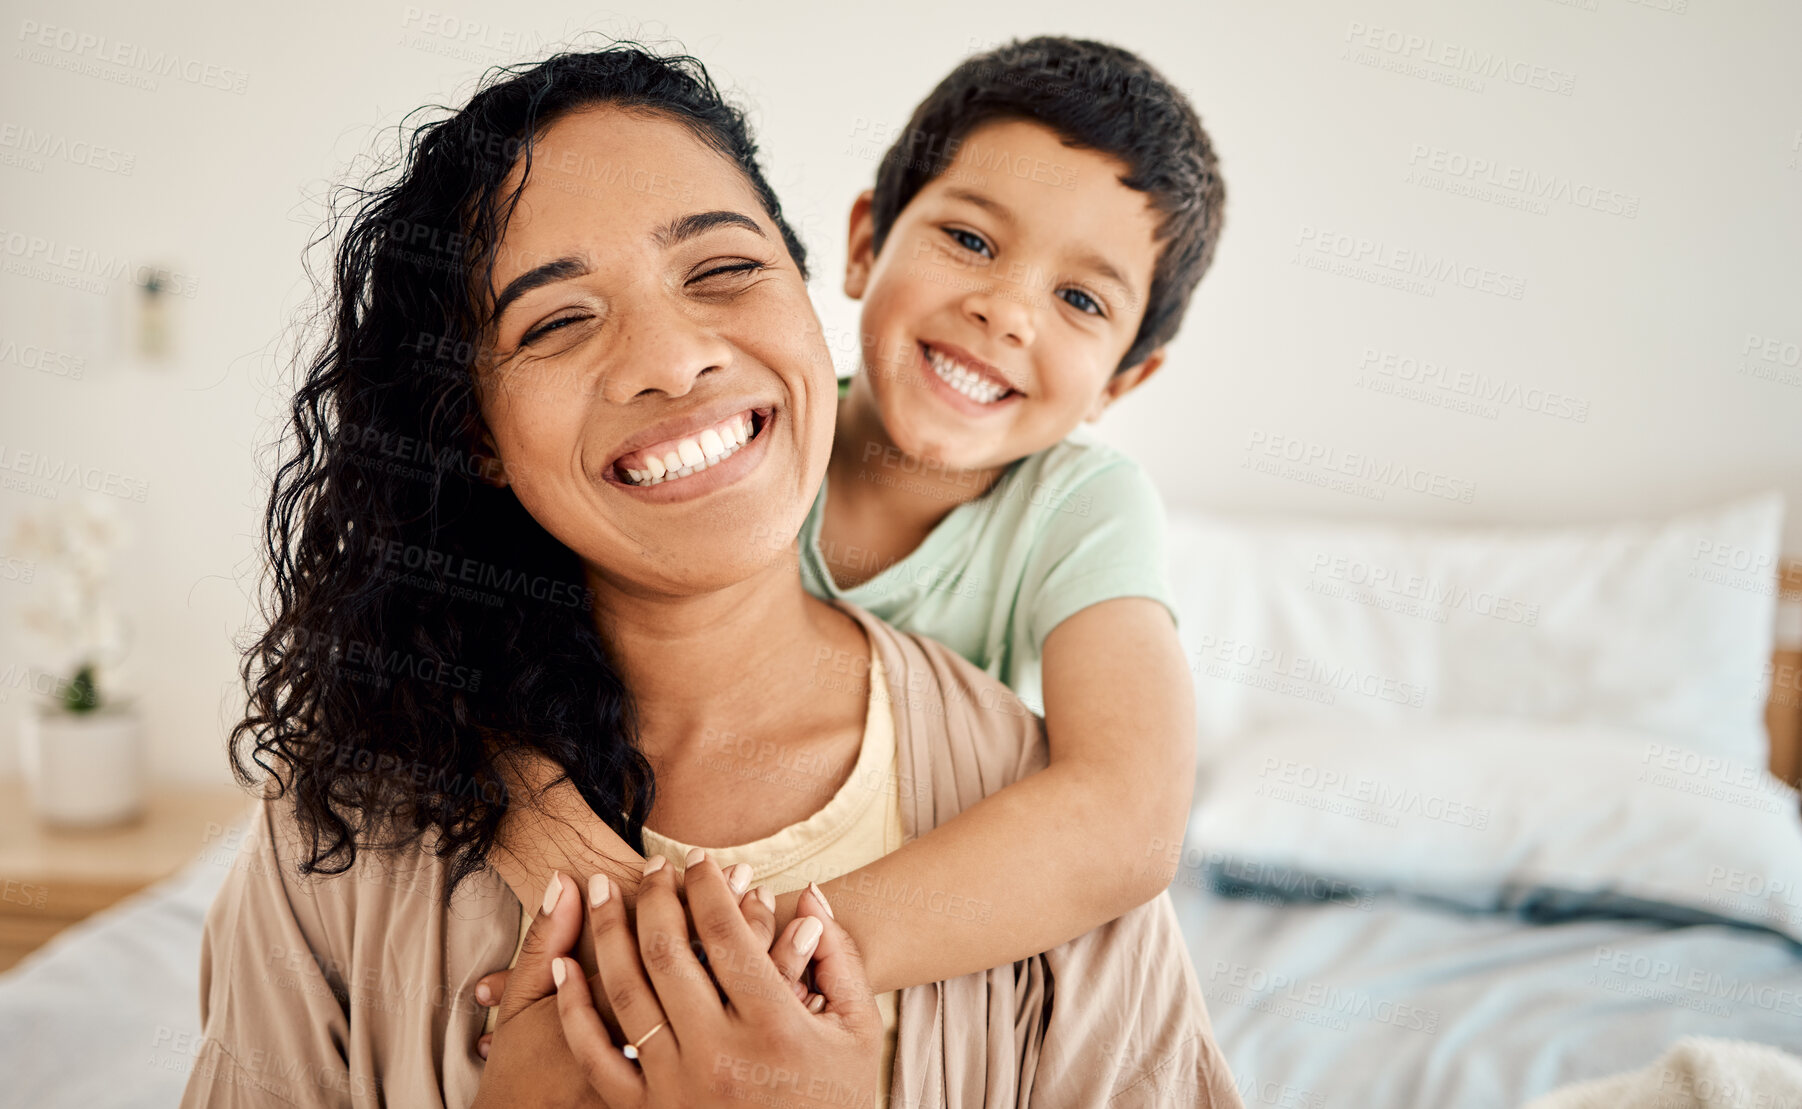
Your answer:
[474,107,835,600]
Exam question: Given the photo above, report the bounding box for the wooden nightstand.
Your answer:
[0,778,255,972]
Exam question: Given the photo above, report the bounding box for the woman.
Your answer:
[187,43,1238,1108]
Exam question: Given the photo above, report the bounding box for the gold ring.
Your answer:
[622,1019,667,1061]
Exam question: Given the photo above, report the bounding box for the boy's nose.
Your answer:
[962,288,1036,349]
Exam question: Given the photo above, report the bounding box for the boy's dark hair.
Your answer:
[868,36,1225,373]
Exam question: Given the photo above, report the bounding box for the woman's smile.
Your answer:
[602,402,778,504]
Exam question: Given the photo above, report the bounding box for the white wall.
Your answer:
[2,0,1798,784]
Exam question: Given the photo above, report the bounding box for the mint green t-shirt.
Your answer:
[799,395,1177,715]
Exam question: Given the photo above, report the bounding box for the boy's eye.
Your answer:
[945,228,993,258]
[1059,288,1104,317]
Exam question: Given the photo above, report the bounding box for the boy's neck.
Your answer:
[827,373,1010,533]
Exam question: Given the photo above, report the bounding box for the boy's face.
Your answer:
[845,118,1166,472]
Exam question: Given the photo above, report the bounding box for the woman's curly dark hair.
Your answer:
[233,42,809,902]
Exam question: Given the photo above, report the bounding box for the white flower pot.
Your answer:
[20,704,145,828]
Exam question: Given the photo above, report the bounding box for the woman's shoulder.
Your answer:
[829,600,1048,814]
[216,788,515,966]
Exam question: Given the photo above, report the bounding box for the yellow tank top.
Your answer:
[491,645,905,1104]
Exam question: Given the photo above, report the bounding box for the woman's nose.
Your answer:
[595,295,734,403]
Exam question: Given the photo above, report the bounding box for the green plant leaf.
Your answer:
[63,663,100,713]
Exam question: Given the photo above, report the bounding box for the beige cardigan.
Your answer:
[182,599,1242,1107]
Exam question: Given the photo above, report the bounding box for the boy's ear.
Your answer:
[1084,348,1167,423]
[843,190,877,301]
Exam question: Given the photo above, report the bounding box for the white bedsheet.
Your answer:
[7,813,1802,1109]
[0,828,238,1109]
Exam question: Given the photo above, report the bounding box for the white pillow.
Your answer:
[1185,721,1802,943]
[1165,491,1785,766]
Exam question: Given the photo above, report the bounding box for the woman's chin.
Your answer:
[629,540,801,597]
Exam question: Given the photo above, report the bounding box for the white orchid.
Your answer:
[11,498,130,711]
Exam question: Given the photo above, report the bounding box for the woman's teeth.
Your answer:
[621,412,756,487]
[925,346,1009,404]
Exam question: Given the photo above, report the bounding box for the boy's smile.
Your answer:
[918,339,1019,411]
[843,117,1167,476]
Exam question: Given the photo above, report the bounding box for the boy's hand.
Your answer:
[470,871,609,1108]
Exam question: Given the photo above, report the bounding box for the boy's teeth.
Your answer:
[925,346,1008,404]
[619,412,756,488]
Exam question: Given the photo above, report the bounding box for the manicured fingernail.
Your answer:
[685,847,707,867]
[806,993,826,1014]
[643,855,666,876]
[588,874,609,908]
[755,885,775,913]
[477,1039,490,1060]
[727,863,753,895]
[795,916,823,956]
[551,957,567,987]
[475,982,493,1006]
[541,872,563,916]
[808,881,835,919]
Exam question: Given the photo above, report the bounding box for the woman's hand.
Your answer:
[550,851,884,1108]
[472,872,825,1061]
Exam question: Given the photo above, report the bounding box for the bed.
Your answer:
[3,492,1799,1107]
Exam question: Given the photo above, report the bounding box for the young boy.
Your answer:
[787,34,1226,984]
[478,33,1226,1033]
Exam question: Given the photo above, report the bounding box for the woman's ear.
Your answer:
[473,426,511,488]
[844,190,877,301]
[1084,348,1167,423]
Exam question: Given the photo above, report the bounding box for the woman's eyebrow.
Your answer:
[653,209,767,248]
[491,255,590,323]
[488,212,764,324]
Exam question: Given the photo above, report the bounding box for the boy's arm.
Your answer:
[786,596,1196,994]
